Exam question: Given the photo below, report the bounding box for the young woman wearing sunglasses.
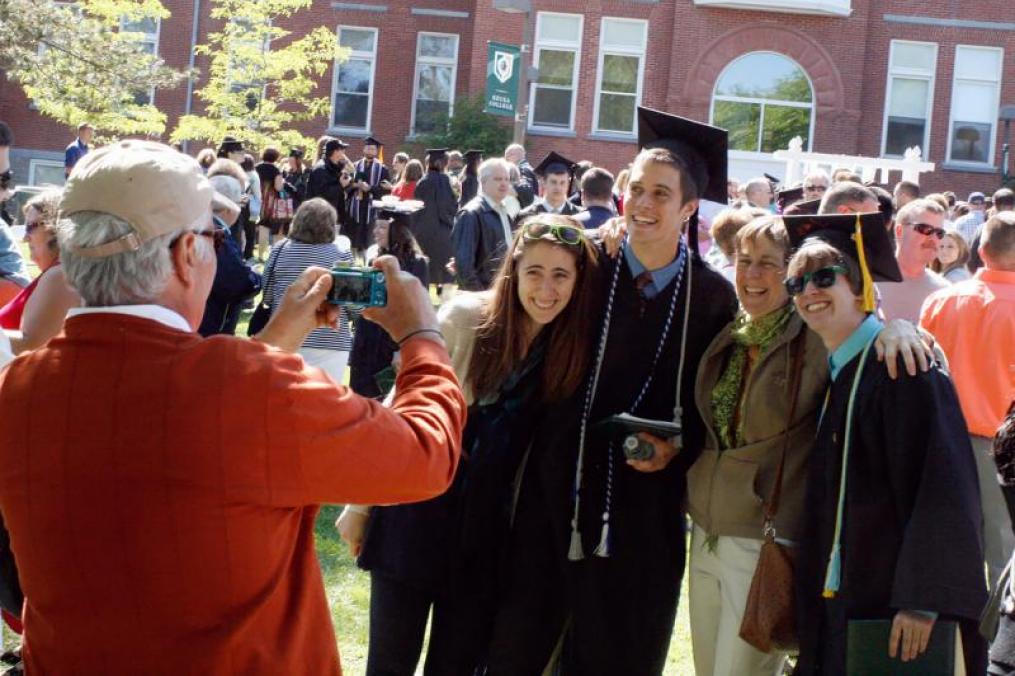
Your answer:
[786,231,986,675]
[337,215,599,675]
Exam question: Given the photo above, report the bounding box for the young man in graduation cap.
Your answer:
[518,151,581,218]
[783,212,986,676]
[485,108,737,675]
[347,136,391,257]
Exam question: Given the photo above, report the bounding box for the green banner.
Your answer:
[485,42,521,117]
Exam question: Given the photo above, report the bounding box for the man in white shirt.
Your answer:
[877,198,950,321]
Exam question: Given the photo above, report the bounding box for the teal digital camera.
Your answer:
[328,266,387,307]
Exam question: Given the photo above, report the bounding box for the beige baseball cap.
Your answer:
[61,140,214,258]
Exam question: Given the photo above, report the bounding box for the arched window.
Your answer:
[711,52,814,153]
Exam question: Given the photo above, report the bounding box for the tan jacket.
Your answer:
[688,312,829,542]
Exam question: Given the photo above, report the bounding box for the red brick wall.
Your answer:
[2,0,1012,195]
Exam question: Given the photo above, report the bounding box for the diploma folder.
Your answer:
[846,619,965,675]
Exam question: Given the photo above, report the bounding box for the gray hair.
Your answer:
[803,169,830,185]
[289,198,337,244]
[479,157,511,184]
[58,211,213,306]
[504,144,525,161]
[209,175,244,208]
[895,197,946,225]
[819,181,877,214]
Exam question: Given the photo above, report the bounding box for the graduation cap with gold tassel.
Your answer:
[783,211,902,314]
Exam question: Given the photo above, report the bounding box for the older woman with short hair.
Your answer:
[0,189,80,352]
[687,215,927,676]
[263,197,353,382]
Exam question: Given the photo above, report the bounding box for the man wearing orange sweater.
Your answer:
[921,211,1015,588]
[0,141,467,675]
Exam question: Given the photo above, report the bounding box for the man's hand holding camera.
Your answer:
[363,255,444,349]
[626,433,680,473]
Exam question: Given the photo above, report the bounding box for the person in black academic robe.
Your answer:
[782,215,988,676]
[306,140,352,230]
[414,152,458,288]
[518,151,581,220]
[346,137,391,255]
[458,151,482,210]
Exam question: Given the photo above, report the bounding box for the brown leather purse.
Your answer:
[739,331,806,653]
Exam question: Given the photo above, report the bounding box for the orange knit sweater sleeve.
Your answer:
[262,337,466,507]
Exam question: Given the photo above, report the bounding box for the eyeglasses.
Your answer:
[784,265,848,297]
[522,221,583,246]
[170,228,225,253]
[803,184,828,193]
[909,222,946,239]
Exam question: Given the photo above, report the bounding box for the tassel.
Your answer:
[594,519,611,558]
[568,522,585,561]
[852,214,876,313]
[822,543,842,598]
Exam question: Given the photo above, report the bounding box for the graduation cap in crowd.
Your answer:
[464,149,483,161]
[534,151,576,178]
[289,147,305,159]
[363,136,383,148]
[637,106,728,255]
[776,185,804,211]
[782,197,821,216]
[372,199,424,227]
[425,148,448,163]
[323,138,348,157]
[763,173,781,187]
[783,212,902,312]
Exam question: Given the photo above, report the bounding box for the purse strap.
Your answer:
[261,239,289,308]
[762,326,807,531]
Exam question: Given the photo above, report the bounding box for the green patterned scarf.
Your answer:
[710,304,793,450]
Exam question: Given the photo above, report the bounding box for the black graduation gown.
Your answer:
[459,173,478,210]
[414,170,457,285]
[795,347,988,676]
[517,199,581,220]
[347,159,391,252]
[306,159,350,227]
[348,255,429,398]
[485,247,737,676]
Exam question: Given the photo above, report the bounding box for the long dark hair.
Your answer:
[467,214,599,402]
[380,218,427,270]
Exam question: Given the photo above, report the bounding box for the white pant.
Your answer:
[299,348,349,385]
[972,434,1014,589]
[688,524,788,676]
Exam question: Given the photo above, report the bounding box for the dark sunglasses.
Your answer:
[784,265,847,297]
[24,221,42,236]
[910,222,946,239]
[522,221,583,246]
[170,228,225,253]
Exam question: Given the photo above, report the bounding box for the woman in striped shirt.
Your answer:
[264,197,353,383]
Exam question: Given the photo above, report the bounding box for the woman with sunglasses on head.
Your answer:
[684,213,927,676]
[337,215,599,675]
[0,189,81,354]
[784,214,986,675]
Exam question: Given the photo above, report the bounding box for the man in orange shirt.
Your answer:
[921,211,1015,587]
[0,141,466,675]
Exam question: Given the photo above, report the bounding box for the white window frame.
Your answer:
[945,44,1004,167]
[880,40,937,159]
[120,15,162,105]
[591,17,647,136]
[331,25,379,134]
[28,160,66,186]
[528,12,584,133]
[410,32,460,136]
[709,51,816,157]
[226,17,271,110]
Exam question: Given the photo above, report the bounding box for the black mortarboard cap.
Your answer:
[372,199,423,227]
[637,107,728,204]
[783,212,902,312]
[425,148,448,162]
[534,151,576,178]
[782,197,821,216]
[289,147,304,159]
[764,173,781,186]
[464,149,483,160]
[777,185,804,211]
[363,136,383,147]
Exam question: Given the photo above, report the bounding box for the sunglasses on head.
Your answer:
[909,222,946,239]
[522,221,583,246]
[784,265,848,297]
[170,228,225,254]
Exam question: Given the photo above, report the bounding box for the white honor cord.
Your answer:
[672,253,693,440]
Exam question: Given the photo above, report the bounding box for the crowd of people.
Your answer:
[0,106,1011,676]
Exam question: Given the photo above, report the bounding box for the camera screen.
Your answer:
[330,274,373,304]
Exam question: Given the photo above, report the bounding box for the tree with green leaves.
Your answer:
[416,94,512,158]
[0,0,185,138]
[171,0,342,154]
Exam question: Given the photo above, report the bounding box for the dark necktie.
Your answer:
[635,271,652,317]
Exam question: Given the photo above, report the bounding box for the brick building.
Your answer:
[2,0,1013,196]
